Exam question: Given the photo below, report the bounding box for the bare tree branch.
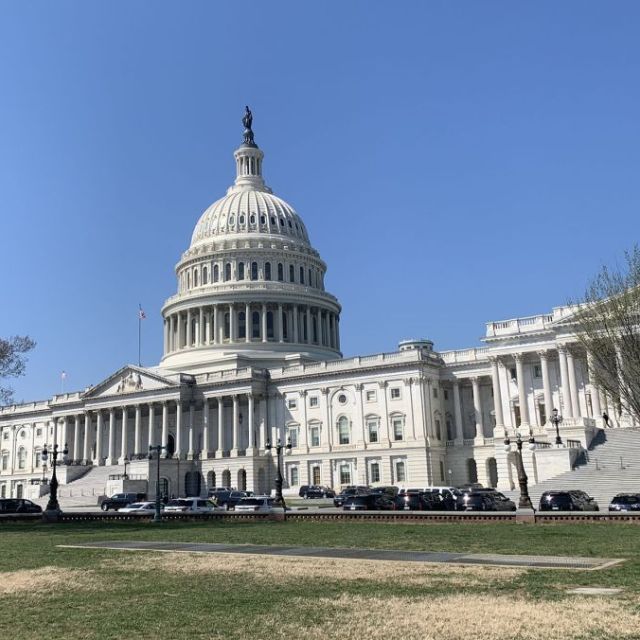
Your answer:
[0,336,36,405]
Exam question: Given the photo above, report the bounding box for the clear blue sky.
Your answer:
[1,2,639,403]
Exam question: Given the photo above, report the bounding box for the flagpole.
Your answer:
[138,306,142,367]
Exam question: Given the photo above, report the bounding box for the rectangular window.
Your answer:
[433,387,439,399]
[533,365,542,378]
[444,389,449,401]
[309,396,318,408]
[312,466,321,485]
[36,428,42,437]
[1,454,8,470]
[286,428,299,448]
[510,368,517,381]
[435,419,442,440]
[310,426,320,447]
[2,431,8,440]
[390,388,401,400]
[290,466,299,486]
[338,418,350,445]
[392,418,404,441]
[395,460,406,483]
[339,463,351,485]
[370,462,380,483]
[366,390,376,402]
[539,403,547,426]
[34,453,41,468]
[287,398,297,410]
[439,460,445,482]
[367,420,379,443]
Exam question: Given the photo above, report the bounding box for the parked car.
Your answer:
[396,490,448,511]
[298,485,335,499]
[333,485,369,507]
[0,498,42,514]
[461,491,515,511]
[118,501,160,514]
[539,490,599,512]
[369,486,399,498]
[343,493,395,511]
[609,493,640,512]
[234,496,275,513]
[101,492,147,511]
[210,490,249,510]
[164,498,217,514]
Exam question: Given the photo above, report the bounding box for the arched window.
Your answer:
[366,416,380,443]
[337,416,350,445]
[1,450,9,471]
[299,266,304,284]
[239,214,245,225]
[213,264,219,282]
[34,448,42,468]
[264,262,272,281]
[266,311,274,340]
[224,263,232,281]
[17,447,26,470]
[289,264,295,282]
[277,263,284,281]
[238,262,245,280]
[194,270,199,287]
[202,266,208,284]
[222,469,231,488]
[238,311,246,339]
[252,311,260,339]
[251,262,258,280]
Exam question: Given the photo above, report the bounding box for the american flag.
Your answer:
[138,306,146,320]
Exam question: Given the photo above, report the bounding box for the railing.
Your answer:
[485,314,554,338]
[107,474,147,481]
[566,439,582,449]
[534,442,552,449]
[440,348,490,364]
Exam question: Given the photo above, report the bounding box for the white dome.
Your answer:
[190,189,310,247]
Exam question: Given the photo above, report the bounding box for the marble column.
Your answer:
[95,412,103,463]
[489,357,504,430]
[293,304,299,343]
[245,303,251,343]
[199,307,204,345]
[471,377,484,440]
[202,400,210,458]
[247,393,255,450]
[261,304,267,342]
[186,309,192,347]
[278,304,284,343]
[218,398,225,453]
[160,402,168,454]
[538,351,554,424]
[175,400,182,459]
[452,380,463,442]
[586,352,602,419]
[566,348,581,418]
[107,409,115,465]
[73,414,81,462]
[187,403,195,459]
[134,404,142,456]
[148,404,155,450]
[229,304,235,342]
[557,345,574,419]
[231,395,240,454]
[514,354,530,429]
[83,412,91,463]
[120,407,128,463]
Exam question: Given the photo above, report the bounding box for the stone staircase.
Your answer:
[33,465,120,509]
[508,428,640,509]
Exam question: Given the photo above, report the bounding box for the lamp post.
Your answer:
[41,442,68,512]
[504,432,535,510]
[123,456,130,480]
[550,408,563,446]
[265,437,291,508]
[148,444,166,523]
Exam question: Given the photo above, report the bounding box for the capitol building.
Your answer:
[0,113,628,502]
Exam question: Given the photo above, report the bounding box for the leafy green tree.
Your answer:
[0,336,36,405]
[572,246,640,425]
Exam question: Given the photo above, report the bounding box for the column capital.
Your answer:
[299,389,308,397]
[354,383,364,392]
[377,380,388,389]
[513,352,525,362]
[556,343,568,354]
[536,349,549,359]
[320,387,330,396]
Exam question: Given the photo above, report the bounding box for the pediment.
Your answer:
[82,365,181,399]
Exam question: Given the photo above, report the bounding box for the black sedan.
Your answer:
[609,494,640,512]
[342,494,395,511]
[396,490,449,511]
[0,498,42,514]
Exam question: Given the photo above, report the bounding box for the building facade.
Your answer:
[0,118,632,500]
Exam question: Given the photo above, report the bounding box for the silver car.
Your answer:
[233,496,275,513]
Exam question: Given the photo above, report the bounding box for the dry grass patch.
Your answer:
[268,593,640,640]
[0,567,99,595]
[99,550,522,587]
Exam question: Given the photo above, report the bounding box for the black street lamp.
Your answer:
[148,444,166,523]
[123,456,130,480]
[550,408,563,446]
[504,432,535,510]
[265,437,291,509]
[41,442,68,512]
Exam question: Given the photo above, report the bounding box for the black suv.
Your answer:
[101,492,147,511]
[539,490,599,511]
[299,485,336,499]
[210,490,249,510]
[343,493,395,511]
[609,493,640,512]
[0,498,42,514]
[333,485,369,507]
[396,490,447,511]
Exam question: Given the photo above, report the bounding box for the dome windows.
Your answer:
[265,262,272,281]
[229,214,235,226]
[251,262,258,280]
[260,215,266,225]
[239,214,245,225]
[225,263,232,281]
[270,216,276,225]
[277,263,284,281]
[250,214,256,225]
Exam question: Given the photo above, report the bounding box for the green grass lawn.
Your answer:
[2,520,640,639]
